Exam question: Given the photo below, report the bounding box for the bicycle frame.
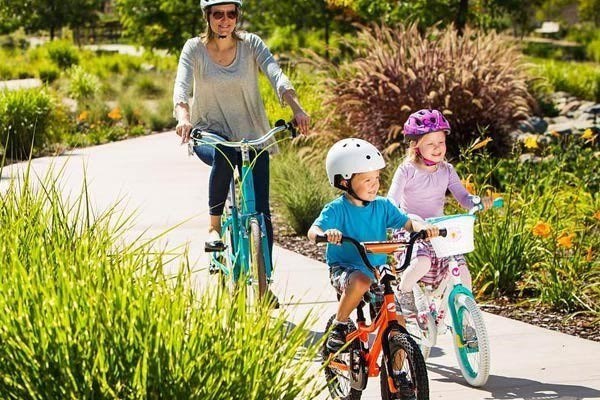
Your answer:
[190,120,297,286]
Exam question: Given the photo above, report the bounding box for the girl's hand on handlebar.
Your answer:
[481,196,494,211]
[293,110,310,135]
[423,224,440,239]
[323,229,342,245]
[176,119,193,144]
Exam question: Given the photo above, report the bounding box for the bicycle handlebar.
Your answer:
[468,197,504,215]
[315,229,447,276]
[190,119,297,148]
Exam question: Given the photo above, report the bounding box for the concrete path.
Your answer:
[2,131,599,399]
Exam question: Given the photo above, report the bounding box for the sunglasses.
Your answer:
[210,10,238,20]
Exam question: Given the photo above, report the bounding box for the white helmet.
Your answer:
[200,0,242,11]
[326,138,386,190]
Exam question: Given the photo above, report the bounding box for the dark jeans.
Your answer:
[193,142,273,258]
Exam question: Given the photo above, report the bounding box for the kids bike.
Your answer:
[317,229,447,400]
[403,197,503,387]
[189,120,297,304]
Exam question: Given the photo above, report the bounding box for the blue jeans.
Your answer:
[193,142,273,258]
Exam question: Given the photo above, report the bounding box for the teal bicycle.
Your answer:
[189,120,297,303]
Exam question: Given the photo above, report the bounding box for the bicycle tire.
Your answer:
[322,315,362,400]
[404,312,437,361]
[380,332,429,400]
[451,294,490,387]
[248,218,267,301]
[218,218,235,292]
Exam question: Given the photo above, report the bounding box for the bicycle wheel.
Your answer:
[451,294,490,387]
[322,315,362,400]
[217,219,235,293]
[248,218,267,302]
[404,312,437,361]
[380,332,429,400]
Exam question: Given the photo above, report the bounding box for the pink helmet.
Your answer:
[403,109,451,138]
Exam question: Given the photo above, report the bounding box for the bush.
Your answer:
[271,144,335,235]
[0,173,322,399]
[0,89,61,159]
[68,65,100,103]
[586,38,600,63]
[38,64,60,84]
[46,40,80,69]
[316,23,536,157]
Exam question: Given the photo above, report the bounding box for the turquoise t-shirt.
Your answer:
[313,195,409,280]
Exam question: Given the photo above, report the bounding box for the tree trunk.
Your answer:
[455,0,469,36]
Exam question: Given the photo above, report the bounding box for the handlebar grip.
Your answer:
[492,197,504,208]
[439,228,447,237]
[315,234,328,243]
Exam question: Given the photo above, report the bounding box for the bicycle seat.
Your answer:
[205,240,227,252]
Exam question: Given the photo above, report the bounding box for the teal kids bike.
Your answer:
[189,120,297,304]
[403,197,503,387]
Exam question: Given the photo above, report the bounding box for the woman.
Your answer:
[173,0,310,278]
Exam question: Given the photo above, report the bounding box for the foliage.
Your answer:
[116,0,202,55]
[0,89,63,159]
[46,40,80,69]
[0,0,103,39]
[68,66,101,103]
[316,23,535,157]
[0,172,322,399]
[526,57,600,102]
[578,0,600,26]
[271,143,336,235]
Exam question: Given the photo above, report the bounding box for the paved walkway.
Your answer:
[2,131,599,399]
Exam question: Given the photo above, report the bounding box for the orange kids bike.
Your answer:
[317,229,445,400]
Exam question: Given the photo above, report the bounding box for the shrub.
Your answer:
[0,88,61,159]
[317,23,536,157]
[38,64,60,84]
[0,173,322,399]
[527,57,600,102]
[68,65,100,103]
[271,144,335,235]
[46,40,80,69]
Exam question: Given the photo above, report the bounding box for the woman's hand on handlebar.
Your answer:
[176,119,193,144]
[293,110,310,135]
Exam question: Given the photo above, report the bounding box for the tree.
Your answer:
[0,0,103,39]
[579,0,600,25]
[116,0,205,54]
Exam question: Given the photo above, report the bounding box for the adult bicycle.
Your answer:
[189,119,297,304]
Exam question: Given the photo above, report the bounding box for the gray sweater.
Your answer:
[173,32,294,149]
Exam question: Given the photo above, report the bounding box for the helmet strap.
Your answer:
[415,148,438,166]
[346,177,371,206]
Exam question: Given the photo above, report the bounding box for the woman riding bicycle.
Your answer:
[172,0,310,280]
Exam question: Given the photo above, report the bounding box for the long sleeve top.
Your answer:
[387,160,476,219]
[173,32,294,150]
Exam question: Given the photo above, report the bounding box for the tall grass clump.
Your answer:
[0,89,63,159]
[68,65,100,104]
[271,145,335,234]
[45,40,80,69]
[0,171,321,399]
[527,57,600,102]
[316,23,535,157]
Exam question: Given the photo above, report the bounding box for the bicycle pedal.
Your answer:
[205,240,227,252]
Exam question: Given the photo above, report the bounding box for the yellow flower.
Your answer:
[586,246,594,263]
[485,189,502,199]
[469,137,493,151]
[581,129,594,140]
[532,221,551,238]
[77,111,89,122]
[108,107,122,121]
[461,175,475,194]
[556,232,575,249]
[524,135,539,149]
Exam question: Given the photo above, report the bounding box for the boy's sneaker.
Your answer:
[326,323,348,353]
[397,291,418,316]
[393,371,416,400]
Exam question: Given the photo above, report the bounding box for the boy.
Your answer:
[308,138,438,352]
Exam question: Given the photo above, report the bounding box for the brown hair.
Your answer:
[201,5,243,43]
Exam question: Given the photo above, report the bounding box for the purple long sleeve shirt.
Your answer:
[387,160,475,219]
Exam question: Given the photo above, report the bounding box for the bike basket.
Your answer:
[426,214,476,257]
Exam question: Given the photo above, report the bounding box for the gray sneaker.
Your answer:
[397,291,418,316]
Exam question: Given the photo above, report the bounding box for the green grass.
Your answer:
[526,56,600,102]
[0,168,323,399]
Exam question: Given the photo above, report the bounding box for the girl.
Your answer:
[387,109,492,313]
